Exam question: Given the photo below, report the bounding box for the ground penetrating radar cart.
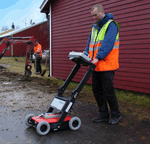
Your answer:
[25,51,96,135]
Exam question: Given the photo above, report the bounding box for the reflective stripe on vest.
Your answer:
[89,20,120,71]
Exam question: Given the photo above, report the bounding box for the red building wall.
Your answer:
[50,0,150,94]
[0,45,11,57]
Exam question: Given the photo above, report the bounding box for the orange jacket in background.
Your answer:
[34,43,42,57]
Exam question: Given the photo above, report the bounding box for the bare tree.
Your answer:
[16,25,20,30]
[1,26,9,32]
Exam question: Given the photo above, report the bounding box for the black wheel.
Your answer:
[69,117,81,130]
[36,121,50,135]
[25,114,35,127]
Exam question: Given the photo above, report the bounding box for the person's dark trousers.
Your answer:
[36,57,42,73]
[92,70,121,118]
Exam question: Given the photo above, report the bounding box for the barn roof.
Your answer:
[0,29,14,36]
[0,21,47,38]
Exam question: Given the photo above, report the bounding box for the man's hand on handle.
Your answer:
[91,58,98,64]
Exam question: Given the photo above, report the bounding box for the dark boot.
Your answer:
[109,115,121,125]
[92,114,109,123]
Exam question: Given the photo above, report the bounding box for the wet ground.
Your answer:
[0,69,150,144]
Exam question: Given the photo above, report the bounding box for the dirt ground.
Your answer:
[0,69,58,112]
[0,67,150,143]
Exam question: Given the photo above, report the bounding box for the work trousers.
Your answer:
[36,57,42,73]
[92,70,120,118]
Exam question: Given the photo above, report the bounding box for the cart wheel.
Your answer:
[36,121,50,136]
[69,117,81,130]
[25,114,35,127]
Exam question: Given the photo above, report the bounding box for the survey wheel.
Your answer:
[69,117,81,130]
[36,121,50,135]
[25,114,35,127]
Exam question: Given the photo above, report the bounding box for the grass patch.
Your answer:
[49,77,64,86]
[115,89,150,110]
[0,57,50,77]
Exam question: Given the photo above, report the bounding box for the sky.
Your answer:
[0,0,47,31]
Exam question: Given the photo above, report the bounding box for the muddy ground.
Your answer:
[0,70,58,112]
[0,68,150,143]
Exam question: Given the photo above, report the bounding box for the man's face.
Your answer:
[91,7,104,22]
[34,41,38,46]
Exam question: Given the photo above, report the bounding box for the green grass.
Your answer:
[0,56,49,76]
[1,57,150,111]
[49,77,64,86]
[115,89,150,110]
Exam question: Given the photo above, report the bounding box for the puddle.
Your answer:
[2,82,12,85]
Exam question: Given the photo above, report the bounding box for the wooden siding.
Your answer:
[8,22,49,56]
[0,45,11,56]
[51,0,150,94]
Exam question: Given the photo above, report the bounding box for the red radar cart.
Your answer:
[25,51,96,135]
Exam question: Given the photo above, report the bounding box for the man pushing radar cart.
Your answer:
[25,51,96,135]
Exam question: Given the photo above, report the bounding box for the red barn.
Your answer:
[0,21,49,56]
[40,0,150,94]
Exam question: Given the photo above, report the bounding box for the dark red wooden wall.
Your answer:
[50,0,150,94]
[0,44,11,56]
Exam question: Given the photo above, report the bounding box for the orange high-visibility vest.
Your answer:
[34,43,42,57]
[89,20,119,71]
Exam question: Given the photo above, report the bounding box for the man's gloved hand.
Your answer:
[34,52,37,56]
[92,58,98,64]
